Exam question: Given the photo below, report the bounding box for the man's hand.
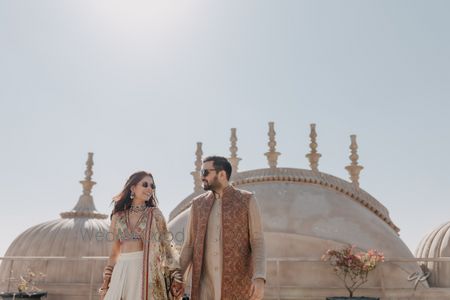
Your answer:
[249,278,265,300]
[171,281,184,299]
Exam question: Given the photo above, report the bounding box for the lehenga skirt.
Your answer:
[104,251,143,300]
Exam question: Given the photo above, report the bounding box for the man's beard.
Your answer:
[203,176,220,191]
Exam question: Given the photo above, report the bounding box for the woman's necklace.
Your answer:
[126,206,147,236]
[129,203,147,214]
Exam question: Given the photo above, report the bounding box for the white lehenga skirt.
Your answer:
[104,251,143,300]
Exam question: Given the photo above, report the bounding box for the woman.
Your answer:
[99,171,184,300]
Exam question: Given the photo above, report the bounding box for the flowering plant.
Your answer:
[16,268,46,293]
[3,268,46,295]
[322,245,384,298]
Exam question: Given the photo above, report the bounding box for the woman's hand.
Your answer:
[98,285,108,300]
[171,281,184,299]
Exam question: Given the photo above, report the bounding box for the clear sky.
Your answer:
[1,0,449,257]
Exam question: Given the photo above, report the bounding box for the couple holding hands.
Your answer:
[99,156,266,300]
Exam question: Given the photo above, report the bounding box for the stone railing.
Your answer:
[1,256,449,300]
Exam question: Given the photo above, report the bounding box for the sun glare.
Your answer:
[87,0,194,33]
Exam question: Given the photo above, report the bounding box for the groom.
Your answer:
[180,156,266,300]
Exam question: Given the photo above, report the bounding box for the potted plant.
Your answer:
[0,268,47,299]
[322,245,384,300]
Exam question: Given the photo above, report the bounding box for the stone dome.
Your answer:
[416,221,450,287]
[168,125,429,299]
[0,153,111,300]
[169,167,428,298]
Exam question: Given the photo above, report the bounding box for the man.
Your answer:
[180,156,266,300]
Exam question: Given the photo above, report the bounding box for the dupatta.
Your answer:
[141,207,181,300]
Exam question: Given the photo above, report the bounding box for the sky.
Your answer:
[0,0,449,257]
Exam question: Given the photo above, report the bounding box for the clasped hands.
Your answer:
[171,280,184,299]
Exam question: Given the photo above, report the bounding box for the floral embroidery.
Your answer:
[144,208,181,300]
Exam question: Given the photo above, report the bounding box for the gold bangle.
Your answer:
[173,278,184,284]
[170,270,183,284]
[103,265,114,281]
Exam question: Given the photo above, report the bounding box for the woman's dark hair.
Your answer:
[111,171,158,217]
[203,156,232,180]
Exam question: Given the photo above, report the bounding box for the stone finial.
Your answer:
[345,135,364,187]
[190,142,203,192]
[60,152,107,219]
[81,152,95,196]
[305,123,321,172]
[228,128,241,175]
[264,122,281,169]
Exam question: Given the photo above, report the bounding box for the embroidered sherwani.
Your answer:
[180,186,266,300]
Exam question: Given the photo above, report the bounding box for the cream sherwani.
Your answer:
[180,193,266,300]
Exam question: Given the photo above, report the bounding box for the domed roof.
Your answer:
[0,153,111,300]
[171,167,398,232]
[170,167,408,256]
[416,221,450,287]
[4,217,109,258]
[168,124,428,296]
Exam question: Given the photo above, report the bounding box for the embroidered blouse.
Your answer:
[115,210,148,242]
[112,207,181,300]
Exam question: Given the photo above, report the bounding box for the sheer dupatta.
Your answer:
[142,207,181,300]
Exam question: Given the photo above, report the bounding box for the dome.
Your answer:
[416,221,450,287]
[0,153,111,300]
[168,124,429,299]
[170,168,425,291]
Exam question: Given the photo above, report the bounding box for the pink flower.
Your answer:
[322,245,384,297]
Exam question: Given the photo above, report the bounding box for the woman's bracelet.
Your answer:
[170,270,183,283]
[103,265,114,280]
[98,287,108,296]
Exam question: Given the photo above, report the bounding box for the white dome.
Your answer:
[0,154,112,300]
[416,221,450,287]
[168,167,428,297]
[3,216,109,258]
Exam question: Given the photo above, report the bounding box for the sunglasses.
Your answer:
[200,168,218,177]
[142,182,156,189]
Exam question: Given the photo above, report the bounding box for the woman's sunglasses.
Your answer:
[142,182,156,189]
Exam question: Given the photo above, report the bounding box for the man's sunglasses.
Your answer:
[200,168,218,177]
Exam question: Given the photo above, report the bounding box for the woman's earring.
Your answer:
[130,192,135,199]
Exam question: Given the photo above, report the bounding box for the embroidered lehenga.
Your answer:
[105,207,180,300]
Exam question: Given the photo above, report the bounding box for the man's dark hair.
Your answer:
[203,156,232,181]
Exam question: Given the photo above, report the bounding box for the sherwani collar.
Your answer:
[212,185,233,200]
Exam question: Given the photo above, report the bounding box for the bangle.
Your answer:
[98,287,108,296]
[171,270,183,283]
[103,265,114,280]
[104,265,114,272]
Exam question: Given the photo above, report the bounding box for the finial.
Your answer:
[264,122,281,169]
[305,123,321,172]
[345,135,364,187]
[81,152,95,196]
[228,128,241,175]
[60,152,107,219]
[190,142,203,192]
